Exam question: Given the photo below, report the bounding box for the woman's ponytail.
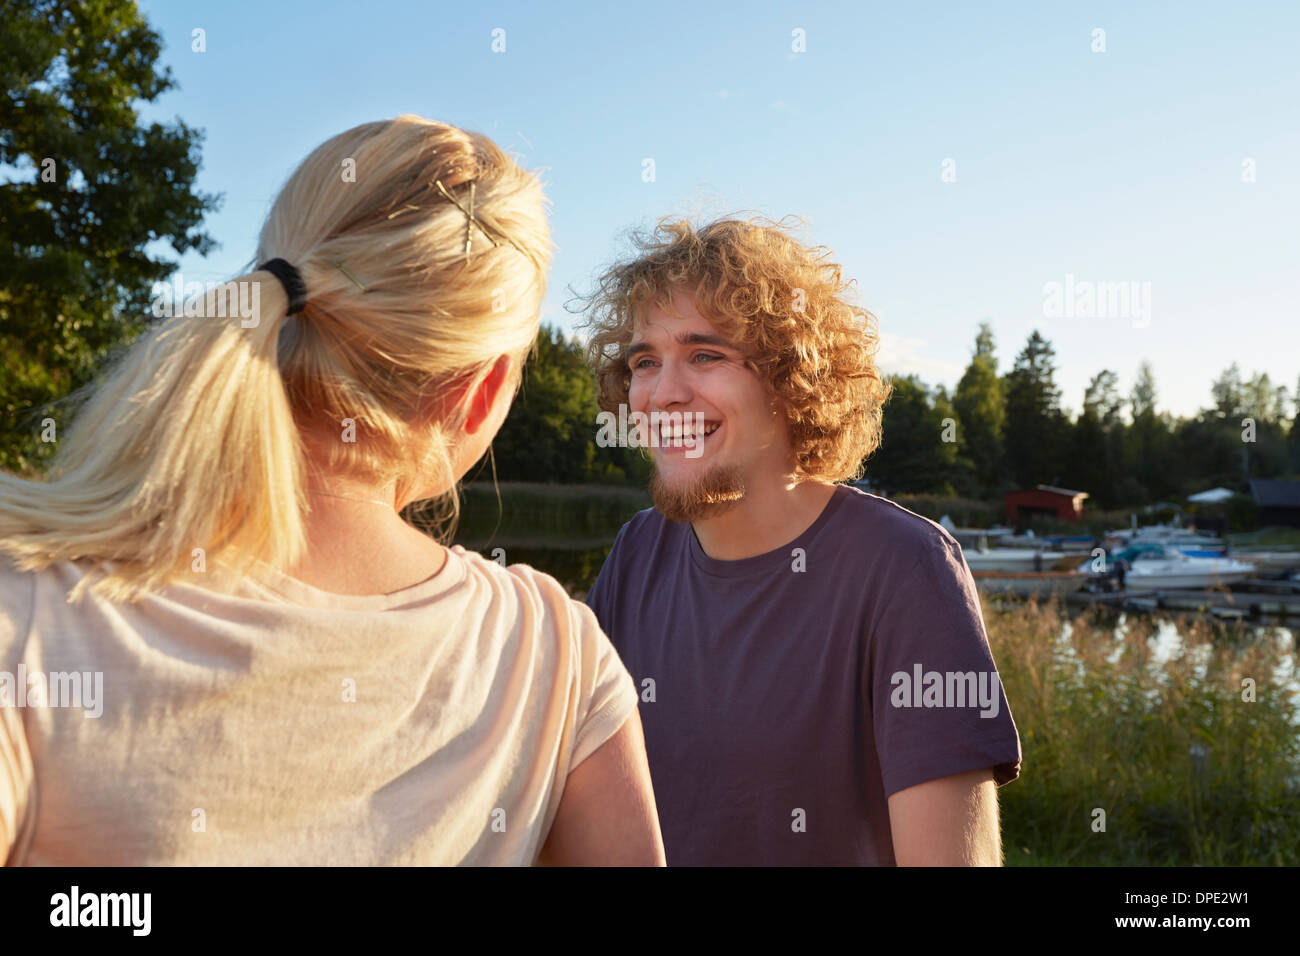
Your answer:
[0,271,307,602]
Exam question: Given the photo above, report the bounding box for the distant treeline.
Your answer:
[491,323,1300,507]
[870,324,1298,508]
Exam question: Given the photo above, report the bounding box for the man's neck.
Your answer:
[690,479,838,561]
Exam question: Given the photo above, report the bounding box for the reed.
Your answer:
[991,598,1300,865]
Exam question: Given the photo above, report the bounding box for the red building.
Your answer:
[1004,485,1089,526]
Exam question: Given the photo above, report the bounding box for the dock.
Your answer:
[1058,581,1300,622]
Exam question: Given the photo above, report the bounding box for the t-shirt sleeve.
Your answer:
[583,520,627,632]
[867,533,1022,798]
[0,559,36,864]
[566,595,639,771]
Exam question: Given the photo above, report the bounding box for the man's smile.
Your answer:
[657,418,721,451]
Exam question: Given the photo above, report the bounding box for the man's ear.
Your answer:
[461,354,515,436]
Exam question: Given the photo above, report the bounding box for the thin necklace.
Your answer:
[309,490,395,509]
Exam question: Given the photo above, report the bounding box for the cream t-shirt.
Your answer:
[0,546,638,865]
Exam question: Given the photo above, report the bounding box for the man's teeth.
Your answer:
[660,422,719,444]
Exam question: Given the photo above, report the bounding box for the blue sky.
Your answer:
[133,0,1299,419]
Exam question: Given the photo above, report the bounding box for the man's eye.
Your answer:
[693,352,722,364]
[631,357,656,370]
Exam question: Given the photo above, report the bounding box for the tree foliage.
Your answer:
[487,325,650,485]
[860,329,1294,509]
[1002,330,1068,489]
[952,322,1004,497]
[0,0,220,472]
[867,374,958,495]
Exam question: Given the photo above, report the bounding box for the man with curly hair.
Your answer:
[579,216,1022,866]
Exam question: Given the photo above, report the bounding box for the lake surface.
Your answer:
[447,483,647,597]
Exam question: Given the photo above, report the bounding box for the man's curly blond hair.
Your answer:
[577,215,892,482]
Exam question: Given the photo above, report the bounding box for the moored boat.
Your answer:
[1079,543,1256,589]
[962,547,1069,572]
[1106,523,1226,555]
[972,570,1087,598]
[1231,550,1300,572]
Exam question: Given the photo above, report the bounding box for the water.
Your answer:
[1061,612,1300,729]
[444,483,645,596]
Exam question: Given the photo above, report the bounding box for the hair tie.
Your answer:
[257,258,308,315]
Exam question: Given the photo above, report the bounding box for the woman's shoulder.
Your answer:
[451,545,579,610]
[450,546,606,655]
[0,552,38,661]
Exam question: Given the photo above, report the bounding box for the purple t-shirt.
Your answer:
[585,484,1022,866]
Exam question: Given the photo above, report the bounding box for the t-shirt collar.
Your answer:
[685,484,850,578]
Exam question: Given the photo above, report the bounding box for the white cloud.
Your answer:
[875,331,964,384]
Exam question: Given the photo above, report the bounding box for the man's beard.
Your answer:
[649,461,746,523]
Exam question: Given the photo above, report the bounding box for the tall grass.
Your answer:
[990,598,1300,865]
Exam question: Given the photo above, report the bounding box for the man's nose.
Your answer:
[649,357,692,409]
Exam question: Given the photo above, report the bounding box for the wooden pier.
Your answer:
[1059,579,1300,622]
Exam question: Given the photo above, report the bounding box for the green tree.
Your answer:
[1126,361,1177,501]
[1209,363,1245,420]
[952,322,1004,497]
[1241,371,1285,425]
[1083,369,1124,426]
[1174,416,1242,491]
[1130,361,1158,421]
[0,0,220,473]
[1290,374,1300,474]
[1192,365,1292,486]
[1002,331,1068,489]
[488,325,649,485]
[490,326,596,482]
[1239,371,1290,480]
[867,374,958,495]
[1067,370,1125,507]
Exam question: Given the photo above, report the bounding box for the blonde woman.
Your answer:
[0,115,664,866]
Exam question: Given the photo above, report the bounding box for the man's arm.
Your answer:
[887,767,1002,866]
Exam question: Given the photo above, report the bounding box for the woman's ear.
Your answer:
[461,354,515,436]
[411,354,515,436]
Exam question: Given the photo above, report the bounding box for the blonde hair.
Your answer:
[0,115,552,602]
[580,215,890,482]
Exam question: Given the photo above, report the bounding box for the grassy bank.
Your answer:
[992,600,1299,865]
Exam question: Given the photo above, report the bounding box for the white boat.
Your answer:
[1231,550,1300,571]
[962,547,1068,572]
[1080,543,1256,589]
[972,570,1087,598]
[1106,523,1225,554]
[937,516,1014,552]
[1002,531,1097,552]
